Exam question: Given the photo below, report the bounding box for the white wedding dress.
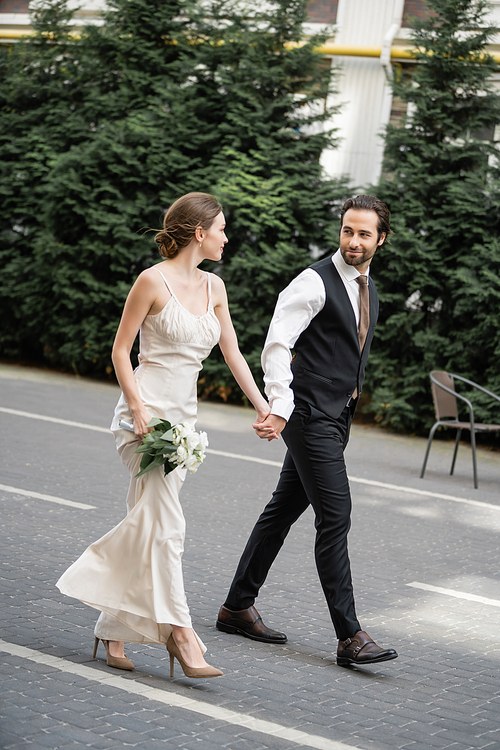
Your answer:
[56,270,220,646]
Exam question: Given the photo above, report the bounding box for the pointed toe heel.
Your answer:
[93,637,135,671]
[166,635,222,679]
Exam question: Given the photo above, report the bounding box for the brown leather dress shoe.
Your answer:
[216,605,287,644]
[337,630,398,666]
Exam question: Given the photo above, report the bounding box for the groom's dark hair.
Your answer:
[340,195,392,242]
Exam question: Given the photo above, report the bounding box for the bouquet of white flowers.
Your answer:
[132,418,209,479]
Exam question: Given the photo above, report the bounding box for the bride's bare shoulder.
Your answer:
[208,272,225,292]
[208,273,227,306]
[125,266,170,309]
[135,265,168,289]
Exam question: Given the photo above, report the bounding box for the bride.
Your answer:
[57,192,276,678]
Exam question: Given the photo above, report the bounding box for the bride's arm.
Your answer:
[212,276,276,436]
[112,271,164,438]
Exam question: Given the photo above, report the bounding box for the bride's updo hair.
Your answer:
[155,192,223,259]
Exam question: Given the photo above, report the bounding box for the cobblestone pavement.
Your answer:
[1,364,499,750]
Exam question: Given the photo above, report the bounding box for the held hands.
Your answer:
[252,413,287,442]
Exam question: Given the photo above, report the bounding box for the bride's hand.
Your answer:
[255,405,271,425]
[253,411,285,441]
[130,405,153,439]
[253,406,275,440]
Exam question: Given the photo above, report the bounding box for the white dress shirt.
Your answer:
[262,249,370,420]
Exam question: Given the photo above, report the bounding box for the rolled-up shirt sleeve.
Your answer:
[262,269,326,421]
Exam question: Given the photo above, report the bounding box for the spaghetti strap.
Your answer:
[156,267,212,316]
[206,272,213,307]
[156,268,176,298]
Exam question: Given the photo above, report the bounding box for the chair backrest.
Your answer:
[431,371,458,420]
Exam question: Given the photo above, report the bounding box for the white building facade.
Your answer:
[306,0,500,188]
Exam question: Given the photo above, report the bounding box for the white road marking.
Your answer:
[3,407,499,512]
[407,581,500,608]
[0,483,96,510]
[209,453,500,510]
[0,639,359,750]
[206,447,282,467]
[350,476,498,510]
[0,406,110,433]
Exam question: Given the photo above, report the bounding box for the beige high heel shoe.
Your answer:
[93,637,135,671]
[166,635,223,679]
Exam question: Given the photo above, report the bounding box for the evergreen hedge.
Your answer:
[0,0,348,401]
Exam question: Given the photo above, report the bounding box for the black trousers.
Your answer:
[225,400,361,640]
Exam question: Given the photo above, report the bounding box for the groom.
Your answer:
[217,195,398,667]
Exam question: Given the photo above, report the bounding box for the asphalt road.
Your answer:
[1,363,499,750]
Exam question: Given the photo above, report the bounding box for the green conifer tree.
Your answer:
[0,0,346,395]
[371,0,500,433]
[191,1,348,397]
[0,0,198,373]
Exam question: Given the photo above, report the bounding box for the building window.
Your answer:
[306,0,338,24]
[0,0,30,11]
[403,0,430,27]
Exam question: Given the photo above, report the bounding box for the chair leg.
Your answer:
[470,429,478,489]
[450,429,461,476]
[420,423,440,479]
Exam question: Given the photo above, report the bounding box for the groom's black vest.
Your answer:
[290,256,379,420]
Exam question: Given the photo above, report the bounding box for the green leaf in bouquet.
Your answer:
[135,453,165,479]
[139,451,156,469]
[160,429,175,441]
[163,460,176,476]
[149,418,172,431]
[134,443,155,455]
[150,439,173,450]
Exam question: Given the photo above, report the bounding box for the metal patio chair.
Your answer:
[420,371,500,489]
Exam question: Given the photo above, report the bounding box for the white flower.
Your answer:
[176,445,188,462]
[198,431,209,452]
[185,454,199,473]
[186,431,201,451]
[173,423,192,442]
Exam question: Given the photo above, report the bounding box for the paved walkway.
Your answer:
[1,364,499,750]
